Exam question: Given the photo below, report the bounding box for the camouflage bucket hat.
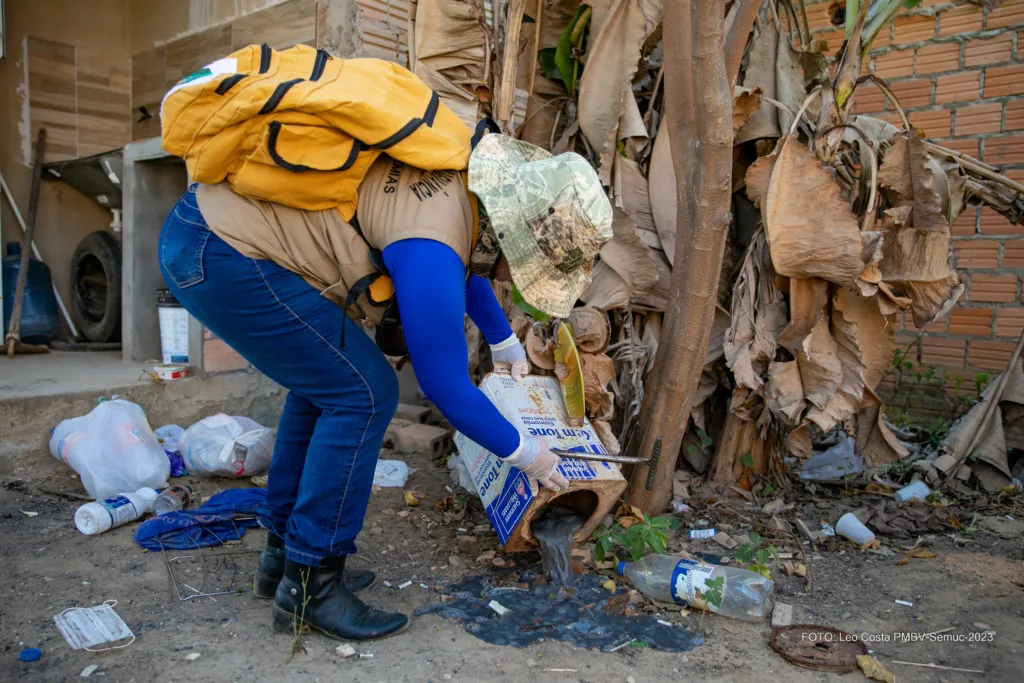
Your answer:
[468,135,613,318]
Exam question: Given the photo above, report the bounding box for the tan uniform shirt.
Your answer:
[195,154,474,321]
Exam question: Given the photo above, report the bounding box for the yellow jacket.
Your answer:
[161,43,472,220]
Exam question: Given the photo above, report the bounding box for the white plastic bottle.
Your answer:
[617,555,774,621]
[75,487,159,536]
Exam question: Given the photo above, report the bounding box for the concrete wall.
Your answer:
[0,0,131,336]
[130,0,291,55]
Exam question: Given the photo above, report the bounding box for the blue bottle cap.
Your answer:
[617,561,627,575]
[19,648,41,662]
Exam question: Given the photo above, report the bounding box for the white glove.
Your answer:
[490,333,529,382]
[505,435,569,492]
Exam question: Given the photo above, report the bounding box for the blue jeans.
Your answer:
[158,186,398,564]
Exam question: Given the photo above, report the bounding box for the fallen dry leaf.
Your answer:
[905,548,937,559]
[567,308,611,354]
[793,563,808,577]
[860,539,881,551]
[403,491,422,507]
[856,655,895,683]
[744,152,777,209]
[733,86,763,132]
[602,579,617,593]
[896,557,909,566]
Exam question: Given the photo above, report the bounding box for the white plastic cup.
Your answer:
[75,487,158,535]
[836,512,875,545]
[894,481,930,504]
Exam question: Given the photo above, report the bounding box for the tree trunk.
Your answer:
[625,1,734,513]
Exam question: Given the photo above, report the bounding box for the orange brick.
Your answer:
[874,49,916,78]
[969,340,1016,369]
[995,307,1024,337]
[969,273,1019,302]
[986,0,1024,30]
[955,239,1001,267]
[1008,169,1024,184]
[950,307,995,334]
[980,206,1024,235]
[955,103,1003,135]
[934,71,980,104]
[916,42,961,74]
[984,64,1024,97]
[920,337,966,366]
[939,136,980,156]
[853,81,887,114]
[910,108,952,136]
[805,1,834,34]
[964,32,1013,67]
[983,134,1024,164]
[952,206,979,236]
[818,29,846,53]
[895,13,938,43]
[938,5,984,37]
[1005,100,1024,132]
[904,310,949,333]
[1004,239,1024,267]
[203,338,249,373]
[890,78,933,108]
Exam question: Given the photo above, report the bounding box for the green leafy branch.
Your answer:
[733,532,781,580]
[592,513,674,562]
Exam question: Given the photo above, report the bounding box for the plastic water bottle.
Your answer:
[154,485,193,515]
[75,487,159,536]
[617,555,774,621]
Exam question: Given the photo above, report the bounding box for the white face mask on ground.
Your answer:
[53,600,136,652]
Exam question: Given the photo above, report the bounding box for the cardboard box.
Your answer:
[455,374,627,551]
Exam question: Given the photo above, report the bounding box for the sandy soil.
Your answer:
[3,449,1023,683]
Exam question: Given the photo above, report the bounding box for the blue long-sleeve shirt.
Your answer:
[383,238,521,457]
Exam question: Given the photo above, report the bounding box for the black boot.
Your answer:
[272,557,408,641]
[253,533,376,599]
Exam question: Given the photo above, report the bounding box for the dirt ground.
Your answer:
[3,447,1023,683]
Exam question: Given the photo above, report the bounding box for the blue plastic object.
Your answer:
[19,648,41,662]
[2,242,61,344]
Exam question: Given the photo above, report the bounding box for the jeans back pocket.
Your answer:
[159,190,210,289]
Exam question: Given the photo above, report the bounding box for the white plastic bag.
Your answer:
[373,460,410,487]
[178,414,274,477]
[154,424,184,453]
[49,400,170,500]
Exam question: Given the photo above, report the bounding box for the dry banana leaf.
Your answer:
[553,321,586,427]
[631,247,672,312]
[777,277,829,355]
[580,260,630,310]
[796,318,843,413]
[648,119,677,264]
[413,0,486,127]
[577,0,663,182]
[763,137,866,286]
[744,152,777,209]
[614,156,658,239]
[857,388,909,467]
[736,17,781,143]
[723,234,787,393]
[581,352,616,419]
[592,419,621,455]
[526,323,556,370]
[733,86,763,133]
[567,307,611,353]
[787,424,813,458]
[766,360,807,425]
[600,210,659,298]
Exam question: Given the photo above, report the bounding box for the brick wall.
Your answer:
[804,0,1024,414]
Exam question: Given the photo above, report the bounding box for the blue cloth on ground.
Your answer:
[134,488,265,551]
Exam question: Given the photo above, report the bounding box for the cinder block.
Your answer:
[385,418,414,444]
[395,403,431,423]
[394,423,454,456]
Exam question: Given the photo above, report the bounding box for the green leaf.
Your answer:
[769,545,781,566]
[701,436,714,448]
[762,484,774,496]
[749,532,762,545]
[536,47,561,81]
[511,284,550,323]
[735,545,755,565]
[648,531,667,555]
[756,548,770,566]
[697,428,707,438]
[595,543,606,563]
[686,444,698,455]
[741,453,754,469]
[649,516,672,529]
[904,0,922,8]
[554,5,590,96]
[630,534,646,561]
